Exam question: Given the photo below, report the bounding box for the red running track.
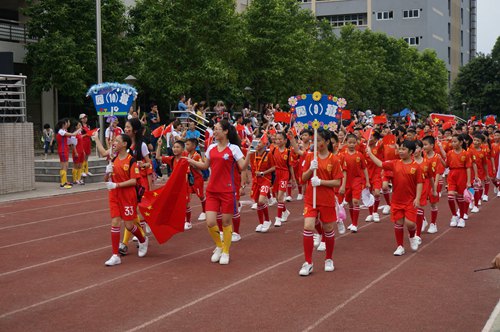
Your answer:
[0,189,499,331]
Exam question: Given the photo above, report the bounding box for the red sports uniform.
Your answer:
[56,129,70,162]
[109,154,140,221]
[270,146,291,193]
[382,160,424,223]
[187,151,205,198]
[250,150,273,202]
[340,150,367,201]
[469,146,487,181]
[446,149,472,194]
[423,152,444,204]
[382,143,398,182]
[81,124,92,156]
[72,134,85,164]
[365,142,384,190]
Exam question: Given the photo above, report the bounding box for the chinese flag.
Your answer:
[339,109,351,120]
[485,116,496,126]
[86,128,99,136]
[470,116,476,122]
[138,158,188,244]
[274,112,291,124]
[373,115,388,125]
[151,125,165,138]
[432,126,439,137]
[345,120,356,133]
[362,127,373,142]
[430,114,455,123]
[442,121,454,130]
[382,134,396,145]
[161,123,172,136]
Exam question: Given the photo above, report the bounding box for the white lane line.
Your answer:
[0,224,107,250]
[302,228,452,332]
[0,246,108,277]
[0,209,108,231]
[0,197,106,216]
[482,299,500,332]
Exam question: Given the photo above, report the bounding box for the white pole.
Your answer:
[96,0,104,143]
[313,128,317,208]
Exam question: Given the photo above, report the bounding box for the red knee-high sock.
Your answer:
[298,185,303,194]
[303,230,314,264]
[201,197,206,213]
[474,191,481,206]
[383,190,391,205]
[324,230,335,260]
[431,206,438,224]
[277,202,284,218]
[394,224,404,246]
[408,225,416,238]
[287,184,292,196]
[447,194,457,216]
[368,205,374,215]
[314,218,324,239]
[437,178,444,194]
[262,203,269,221]
[217,212,223,231]
[416,208,424,237]
[457,195,466,218]
[186,207,192,223]
[129,225,145,243]
[374,196,381,212]
[352,206,360,226]
[111,226,120,255]
[257,203,264,224]
[233,212,241,234]
[484,181,490,196]
[349,206,354,221]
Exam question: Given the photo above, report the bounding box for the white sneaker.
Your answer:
[373,213,380,222]
[409,237,419,251]
[251,203,258,210]
[463,213,469,220]
[132,236,138,242]
[313,234,321,247]
[337,220,346,234]
[365,214,373,222]
[81,172,87,177]
[184,222,193,230]
[478,200,482,206]
[469,202,474,209]
[285,196,292,202]
[317,242,326,251]
[427,223,438,234]
[450,216,458,227]
[219,253,230,265]
[494,187,499,194]
[211,247,223,263]
[198,212,207,221]
[414,235,422,245]
[261,221,272,233]
[324,259,335,272]
[274,217,282,227]
[86,171,93,176]
[231,232,241,242]
[118,243,128,256]
[382,205,391,215]
[482,194,489,202]
[269,197,277,206]
[457,218,465,228]
[105,254,121,266]
[145,223,152,235]
[497,191,500,198]
[299,262,313,276]
[350,225,358,233]
[281,210,290,222]
[347,224,353,231]
[421,218,428,233]
[456,209,460,217]
[471,206,479,213]
[255,224,263,232]
[296,194,303,201]
[393,245,405,256]
[137,237,149,257]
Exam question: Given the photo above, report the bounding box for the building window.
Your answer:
[403,9,420,19]
[448,23,451,40]
[461,8,464,24]
[448,0,451,16]
[321,13,368,27]
[376,11,393,20]
[404,37,420,46]
[461,30,463,46]
[461,52,464,66]
[448,47,451,64]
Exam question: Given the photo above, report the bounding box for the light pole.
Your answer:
[461,102,466,119]
[96,0,103,142]
[124,75,137,114]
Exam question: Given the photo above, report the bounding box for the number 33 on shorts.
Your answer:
[124,206,135,216]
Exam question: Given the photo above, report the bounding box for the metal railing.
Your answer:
[0,74,27,123]
[0,19,37,43]
[170,110,210,149]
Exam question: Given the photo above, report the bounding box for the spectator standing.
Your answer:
[148,103,161,149]
[42,123,55,159]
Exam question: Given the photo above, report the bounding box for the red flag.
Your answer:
[86,128,99,137]
[138,159,189,244]
[362,127,373,142]
[470,116,476,122]
[373,115,387,125]
[152,125,165,138]
[274,112,291,124]
[432,126,439,137]
[261,132,268,145]
[290,126,298,138]
[339,109,351,120]
[485,116,496,126]
[430,113,456,123]
[162,123,172,136]
[442,121,454,130]
[345,120,356,133]
[382,134,396,145]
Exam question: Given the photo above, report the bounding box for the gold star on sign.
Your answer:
[145,212,150,216]
[147,205,153,210]
[153,192,159,197]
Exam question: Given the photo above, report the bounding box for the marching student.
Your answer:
[413,140,433,243]
[469,133,489,213]
[299,129,343,276]
[69,121,85,185]
[339,134,370,233]
[102,133,149,266]
[250,134,275,233]
[422,136,444,234]
[55,118,79,189]
[79,114,93,177]
[185,138,207,222]
[366,140,424,256]
[270,132,292,227]
[186,120,251,265]
[364,131,383,223]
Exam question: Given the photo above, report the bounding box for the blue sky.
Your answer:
[477,0,500,54]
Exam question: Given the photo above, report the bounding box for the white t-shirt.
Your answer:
[68,136,77,146]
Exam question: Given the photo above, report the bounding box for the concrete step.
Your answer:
[35,165,107,176]
[35,157,108,183]
[35,173,105,183]
[35,158,109,168]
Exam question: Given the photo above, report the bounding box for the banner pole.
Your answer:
[313,127,318,209]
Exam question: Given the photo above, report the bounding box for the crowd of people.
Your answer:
[52,100,500,274]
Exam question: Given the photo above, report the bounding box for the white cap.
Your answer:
[79,113,87,119]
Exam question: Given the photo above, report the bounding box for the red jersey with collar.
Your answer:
[446,149,472,169]
[382,160,424,206]
[365,142,383,178]
[424,152,444,176]
[187,151,203,181]
[206,143,244,193]
[340,150,367,183]
[303,152,343,207]
[250,150,273,184]
[270,146,290,171]
[469,146,487,179]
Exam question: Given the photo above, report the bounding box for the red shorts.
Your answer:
[447,168,467,194]
[391,203,417,223]
[274,169,289,193]
[83,139,91,156]
[109,189,137,221]
[345,177,364,202]
[72,152,84,164]
[58,148,69,163]
[382,170,393,183]
[206,191,237,214]
[370,174,382,191]
[419,181,430,207]
[303,203,337,223]
[190,178,204,198]
[251,181,271,202]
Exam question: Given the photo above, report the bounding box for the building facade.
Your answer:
[299,0,477,83]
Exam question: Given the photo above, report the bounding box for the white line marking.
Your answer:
[482,299,500,332]
[302,228,452,331]
[0,225,107,250]
[0,209,108,231]
[0,246,108,277]
[0,197,105,216]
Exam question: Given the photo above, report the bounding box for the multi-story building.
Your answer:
[299,0,477,84]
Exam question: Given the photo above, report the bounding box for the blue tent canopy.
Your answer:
[393,108,410,117]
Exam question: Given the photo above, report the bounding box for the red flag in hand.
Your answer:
[339,109,351,119]
[362,127,373,142]
[274,112,291,124]
[382,134,396,145]
[485,116,496,126]
[152,125,166,138]
[345,120,356,133]
[86,128,99,137]
[373,115,387,125]
[138,158,189,244]
[161,123,172,136]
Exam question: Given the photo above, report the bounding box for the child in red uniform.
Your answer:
[270,132,292,227]
[422,136,444,234]
[299,129,343,276]
[469,134,489,213]
[185,138,207,222]
[413,140,433,243]
[381,133,399,215]
[444,135,472,228]
[70,121,85,185]
[339,134,370,233]
[364,131,384,222]
[367,140,424,256]
[187,120,251,265]
[492,131,500,196]
[103,134,149,266]
[251,135,275,233]
[79,114,93,177]
[55,118,79,189]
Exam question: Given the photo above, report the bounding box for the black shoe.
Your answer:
[118,244,128,256]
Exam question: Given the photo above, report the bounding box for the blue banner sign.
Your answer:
[288,92,347,131]
[86,82,138,116]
